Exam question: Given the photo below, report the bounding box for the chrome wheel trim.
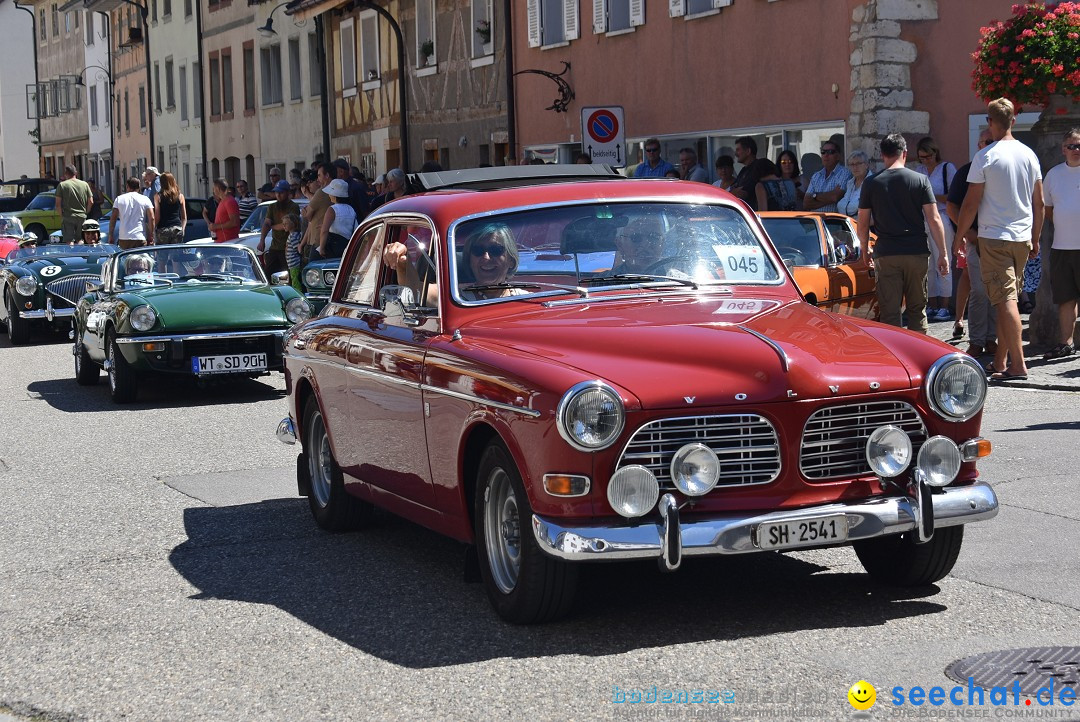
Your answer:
[106,338,117,392]
[483,467,521,595]
[307,410,332,508]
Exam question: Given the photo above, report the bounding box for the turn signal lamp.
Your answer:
[960,438,992,462]
[543,474,590,497]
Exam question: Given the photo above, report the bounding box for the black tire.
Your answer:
[854,525,964,586]
[74,329,100,385]
[302,395,371,531]
[26,224,47,242]
[6,292,29,345]
[106,329,137,403]
[474,439,578,624]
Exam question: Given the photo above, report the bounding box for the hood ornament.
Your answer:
[684,396,696,404]
[829,385,839,395]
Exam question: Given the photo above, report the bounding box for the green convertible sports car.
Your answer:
[72,244,311,403]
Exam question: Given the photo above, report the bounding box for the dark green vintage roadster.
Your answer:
[72,244,311,403]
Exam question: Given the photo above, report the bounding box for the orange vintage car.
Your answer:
[759,211,878,319]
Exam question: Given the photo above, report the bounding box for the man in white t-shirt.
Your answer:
[955,98,1044,381]
[1041,128,1080,360]
[110,177,156,249]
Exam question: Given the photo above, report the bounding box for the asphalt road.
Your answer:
[0,328,1077,722]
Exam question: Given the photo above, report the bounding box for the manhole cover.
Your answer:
[946,647,1080,696]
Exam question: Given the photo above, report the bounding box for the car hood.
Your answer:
[461,296,916,409]
[125,284,288,331]
[20,254,109,276]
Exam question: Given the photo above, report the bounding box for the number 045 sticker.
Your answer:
[40,265,62,277]
[712,245,766,281]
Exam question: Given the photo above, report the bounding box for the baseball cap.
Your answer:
[144,166,160,176]
[273,180,292,193]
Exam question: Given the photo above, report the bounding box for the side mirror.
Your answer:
[270,271,290,286]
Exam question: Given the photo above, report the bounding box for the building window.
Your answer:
[153,61,161,111]
[39,9,45,41]
[86,11,94,44]
[179,64,188,121]
[185,0,192,18]
[105,81,111,126]
[64,10,71,34]
[51,4,58,37]
[417,0,435,66]
[470,0,493,58]
[209,54,220,116]
[89,85,99,128]
[222,49,233,114]
[139,85,146,129]
[527,0,579,47]
[163,0,171,18]
[165,57,175,108]
[340,18,356,95]
[308,32,321,96]
[123,89,129,133]
[360,11,379,87]
[243,44,255,111]
[593,0,643,33]
[288,37,302,100]
[260,44,282,106]
[151,0,157,23]
[193,61,201,118]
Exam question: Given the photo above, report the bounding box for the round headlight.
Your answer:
[324,271,337,287]
[285,296,311,324]
[304,268,321,287]
[670,443,721,496]
[926,354,987,422]
[865,425,912,478]
[129,304,157,332]
[916,435,962,487]
[15,275,38,296]
[607,465,660,518]
[556,381,625,451]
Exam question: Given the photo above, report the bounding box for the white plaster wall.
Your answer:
[0,3,40,178]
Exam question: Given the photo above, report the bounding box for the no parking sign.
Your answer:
[580,106,626,168]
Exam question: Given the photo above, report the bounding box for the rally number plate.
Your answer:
[191,353,267,375]
[756,514,848,551]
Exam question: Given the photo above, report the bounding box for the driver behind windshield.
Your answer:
[124,254,154,277]
[611,217,664,275]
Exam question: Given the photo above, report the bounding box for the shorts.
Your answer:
[118,238,148,249]
[62,218,84,244]
[978,237,1030,306]
[1050,248,1080,304]
[156,226,184,245]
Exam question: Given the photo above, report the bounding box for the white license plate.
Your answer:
[191,353,267,375]
[756,514,848,550]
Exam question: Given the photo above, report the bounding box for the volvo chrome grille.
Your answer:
[801,400,926,480]
[45,274,99,306]
[618,414,781,490]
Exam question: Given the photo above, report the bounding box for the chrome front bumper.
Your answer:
[276,417,297,445]
[21,297,74,321]
[532,481,998,564]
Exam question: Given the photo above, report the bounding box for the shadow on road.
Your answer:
[26,374,284,412]
[169,499,948,669]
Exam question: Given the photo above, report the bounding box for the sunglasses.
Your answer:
[624,232,660,244]
[821,149,839,155]
[470,244,507,258]
[1065,143,1080,151]
[644,147,660,153]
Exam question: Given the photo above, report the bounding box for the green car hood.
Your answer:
[20,254,110,277]
[124,284,293,332]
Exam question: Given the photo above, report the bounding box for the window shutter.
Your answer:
[669,0,685,17]
[713,0,732,8]
[564,0,579,41]
[592,0,606,34]
[527,0,540,47]
[629,0,644,25]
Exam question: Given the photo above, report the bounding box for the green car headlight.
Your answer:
[304,268,322,287]
[129,305,157,331]
[285,297,311,324]
[15,276,38,296]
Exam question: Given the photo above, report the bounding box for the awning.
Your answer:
[285,0,349,22]
[80,0,132,13]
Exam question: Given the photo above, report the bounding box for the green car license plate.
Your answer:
[191,353,267,375]
[756,514,848,550]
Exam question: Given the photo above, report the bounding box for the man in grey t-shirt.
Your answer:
[858,133,949,334]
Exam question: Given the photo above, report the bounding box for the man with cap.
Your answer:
[142,166,161,202]
[333,158,369,220]
[258,179,299,274]
[55,164,92,244]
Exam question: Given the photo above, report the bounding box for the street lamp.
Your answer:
[74,64,112,87]
[74,64,115,197]
[257,2,288,38]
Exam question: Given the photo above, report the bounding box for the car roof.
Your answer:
[409,164,625,192]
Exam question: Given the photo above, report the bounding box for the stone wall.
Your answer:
[849,0,937,162]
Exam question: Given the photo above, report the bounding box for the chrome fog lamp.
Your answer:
[15,276,38,296]
[304,268,322,287]
[669,443,721,496]
[926,355,987,421]
[865,425,912,478]
[607,465,659,518]
[916,436,962,487]
[285,297,311,324]
[129,304,157,332]
[557,381,625,451]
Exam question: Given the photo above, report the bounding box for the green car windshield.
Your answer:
[5,243,118,264]
[112,246,267,290]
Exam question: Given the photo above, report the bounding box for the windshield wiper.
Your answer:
[180,273,245,283]
[466,281,588,298]
[583,273,700,290]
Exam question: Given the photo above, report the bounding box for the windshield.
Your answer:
[0,217,26,237]
[240,204,268,234]
[25,194,55,211]
[5,243,119,264]
[447,202,780,303]
[111,245,266,290]
[759,217,826,268]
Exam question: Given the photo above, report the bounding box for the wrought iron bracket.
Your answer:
[513,62,574,113]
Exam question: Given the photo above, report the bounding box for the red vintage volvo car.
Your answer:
[276,166,996,624]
